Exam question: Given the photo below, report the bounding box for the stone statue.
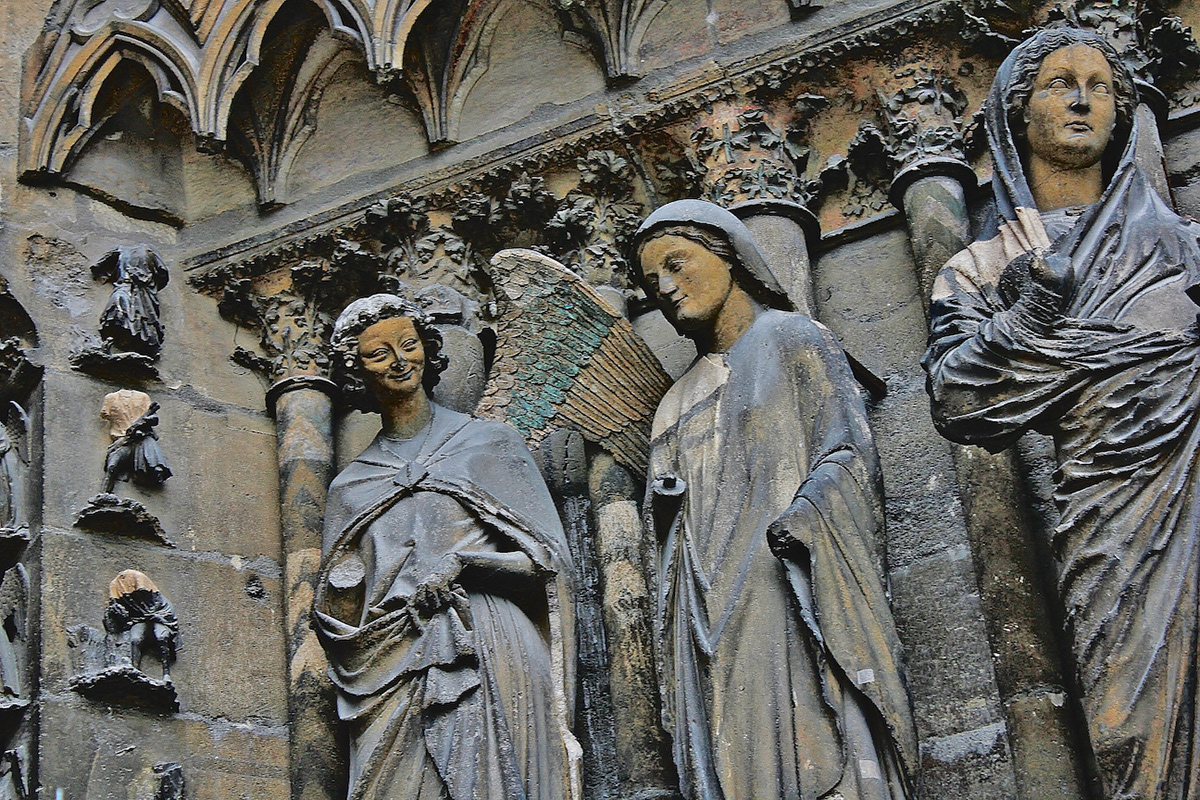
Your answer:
[0,565,27,710]
[104,569,178,684]
[99,389,171,493]
[923,27,1200,799]
[0,404,29,540]
[313,293,579,800]
[68,569,179,711]
[92,245,170,357]
[75,390,173,546]
[633,200,917,800]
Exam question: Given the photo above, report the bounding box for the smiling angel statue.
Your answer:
[313,293,580,800]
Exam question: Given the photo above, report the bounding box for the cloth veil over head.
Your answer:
[985,27,1137,233]
[632,199,792,310]
[924,24,1200,800]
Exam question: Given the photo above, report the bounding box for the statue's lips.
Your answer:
[383,367,417,383]
[665,291,689,309]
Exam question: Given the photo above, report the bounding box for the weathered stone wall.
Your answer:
[5,0,1200,797]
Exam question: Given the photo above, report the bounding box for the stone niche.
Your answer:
[8,0,1200,798]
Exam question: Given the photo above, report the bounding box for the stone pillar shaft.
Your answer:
[274,382,342,800]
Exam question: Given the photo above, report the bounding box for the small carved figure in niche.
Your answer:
[68,570,179,711]
[92,245,170,357]
[0,338,42,548]
[104,570,178,684]
[100,389,171,492]
[313,294,579,800]
[0,406,29,543]
[923,27,1200,800]
[75,391,173,545]
[0,566,28,712]
[70,245,169,381]
[633,200,917,800]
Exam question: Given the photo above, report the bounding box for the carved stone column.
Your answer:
[880,68,1091,800]
[681,99,821,315]
[213,263,346,800]
[878,69,975,300]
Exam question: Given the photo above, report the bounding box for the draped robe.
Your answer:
[924,38,1200,799]
[313,405,577,800]
[648,310,917,800]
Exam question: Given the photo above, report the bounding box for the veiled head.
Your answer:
[632,200,790,315]
[1003,28,1135,169]
[331,294,448,412]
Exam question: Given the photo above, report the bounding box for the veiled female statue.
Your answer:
[313,294,578,800]
[924,27,1200,799]
[634,200,917,800]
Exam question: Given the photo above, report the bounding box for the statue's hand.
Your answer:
[413,553,463,615]
[1001,249,1071,326]
[1028,250,1073,297]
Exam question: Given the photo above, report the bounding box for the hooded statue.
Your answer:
[634,200,917,800]
[923,27,1200,799]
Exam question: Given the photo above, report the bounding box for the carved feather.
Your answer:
[477,249,672,474]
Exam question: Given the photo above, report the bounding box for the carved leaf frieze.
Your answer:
[192,148,648,381]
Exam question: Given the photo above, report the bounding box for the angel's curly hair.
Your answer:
[330,294,449,413]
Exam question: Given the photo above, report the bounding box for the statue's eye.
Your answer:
[1047,78,1069,91]
[365,349,388,359]
[1093,83,1110,95]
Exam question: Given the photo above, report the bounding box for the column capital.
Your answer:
[875,68,976,209]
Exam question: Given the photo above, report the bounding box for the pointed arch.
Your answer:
[21,23,201,177]
[373,0,432,76]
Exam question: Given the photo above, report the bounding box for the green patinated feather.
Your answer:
[477,249,672,474]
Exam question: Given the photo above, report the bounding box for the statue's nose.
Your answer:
[1069,87,1092,112]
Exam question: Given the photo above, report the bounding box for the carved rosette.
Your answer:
[874,68,975,207]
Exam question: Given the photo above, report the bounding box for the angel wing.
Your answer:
[477,249,672,475]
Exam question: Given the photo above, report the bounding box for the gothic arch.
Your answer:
[20,0,657,197]
[23,24,201,176]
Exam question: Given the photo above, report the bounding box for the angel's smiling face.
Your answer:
[639,234,735,331]
[356,316,426,403]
